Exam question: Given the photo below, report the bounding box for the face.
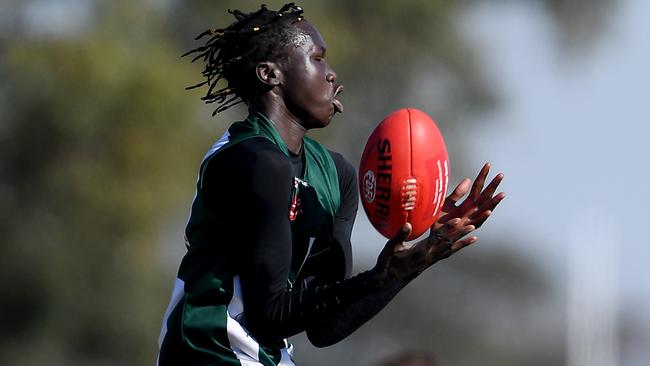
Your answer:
[276,21,343,129]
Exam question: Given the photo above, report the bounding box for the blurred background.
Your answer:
[1,0,648,365]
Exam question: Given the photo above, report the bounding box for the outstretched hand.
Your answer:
[438,162,505,229]
[371,162,505,282]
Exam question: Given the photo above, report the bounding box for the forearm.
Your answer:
[305,274,409,347]
[245,269,392,344]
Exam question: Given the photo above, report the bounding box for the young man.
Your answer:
[157,4,504,366]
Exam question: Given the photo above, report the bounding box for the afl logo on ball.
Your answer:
[363,170,376,203]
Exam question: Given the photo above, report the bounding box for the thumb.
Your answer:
[387,222,412,249]
[375,223,413,277]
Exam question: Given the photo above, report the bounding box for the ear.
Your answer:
[255,62,282,87]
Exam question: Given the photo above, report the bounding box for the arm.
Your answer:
[308,162,506,346]
[306,152,411,347]
[202,142,387,345]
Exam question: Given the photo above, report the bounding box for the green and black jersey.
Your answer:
[158,113,407,366]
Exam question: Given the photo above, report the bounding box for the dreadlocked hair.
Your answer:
[183,3,305,115]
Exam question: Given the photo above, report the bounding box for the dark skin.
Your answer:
[250,20,505,284]
[374,164,505,282]
[251,21,342,154]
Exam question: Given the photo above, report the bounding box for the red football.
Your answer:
[359,108,449,240]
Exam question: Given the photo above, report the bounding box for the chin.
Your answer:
[309,121,331,130]
[320,115,335,128]
[305,114,333,129]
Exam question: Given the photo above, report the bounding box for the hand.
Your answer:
[371,163,505,283]
[437,162,505,230]
[372,218,476,283]
[424,162,505,260]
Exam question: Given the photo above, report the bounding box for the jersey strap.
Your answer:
[201,112,341,218]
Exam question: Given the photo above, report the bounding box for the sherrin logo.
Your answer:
[363,170,376,203]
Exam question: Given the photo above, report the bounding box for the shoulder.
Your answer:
[212,137,290,170]
[228,137,286,161]
[327,150,358,208]
[202,136,293,189]
[327,150,356,183]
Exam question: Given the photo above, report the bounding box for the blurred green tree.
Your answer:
[0,1,205,364]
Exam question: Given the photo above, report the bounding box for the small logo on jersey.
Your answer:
[363,170,376,203]
[289,177,308,221]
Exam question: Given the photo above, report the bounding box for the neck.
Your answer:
[251,102,306,155]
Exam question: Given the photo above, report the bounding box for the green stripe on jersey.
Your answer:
[182,271,242,364]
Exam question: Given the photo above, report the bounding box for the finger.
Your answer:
[445,178,471,206]
[469,162,491,200]
[478,173,504,202]
[428,220,469,255]
[475,191,506,215]
[431,217,462,232]
[454,224,476,242]
[451,235,479,252]
[462,207,479,223]
[441,224,476,249]
[430,218,461,238]
[438,236,478,260]
[470,210,491,228]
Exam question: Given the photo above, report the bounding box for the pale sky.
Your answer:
[353,2,648,363]
[457,0,649,299]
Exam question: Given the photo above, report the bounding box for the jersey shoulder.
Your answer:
[327,150,358,210]
[327,150,356,185]
[200,136,294,197]
[212,137,292,175]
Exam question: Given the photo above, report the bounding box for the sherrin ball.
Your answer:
[359,108,449,240]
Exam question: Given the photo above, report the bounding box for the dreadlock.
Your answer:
[183,3,305,115]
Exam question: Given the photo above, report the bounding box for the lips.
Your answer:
[332,85,344,113]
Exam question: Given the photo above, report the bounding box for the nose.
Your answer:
[326,68,337,83]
